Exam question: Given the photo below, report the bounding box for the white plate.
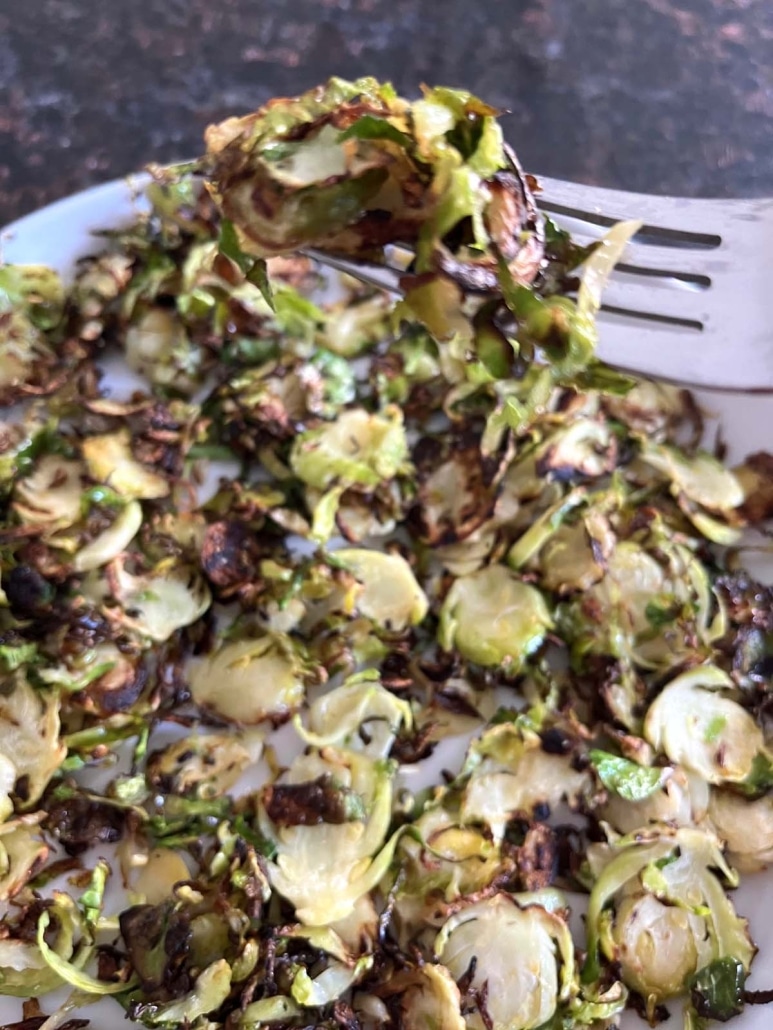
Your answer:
[2,178,773,1030]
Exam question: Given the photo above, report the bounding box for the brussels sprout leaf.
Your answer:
[589,750,664,802]
[689,957,746,1023]
[217,219,274,309]
[338,115,413,148]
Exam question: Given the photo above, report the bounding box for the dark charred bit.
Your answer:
[432,684,481,719]
[3,564,56,618]
[539,727,573,755]
[97,942,130,984]
[44,793,125,856]
[432,254,499,294]
[417,652,459,684]
[410,437,508,546]
[379,651,414,692]
[735,451,773,524]
[473,979,495,1030]
[262,774,366,827]
[389,723,437,765]
[81,658,149,716]
[14,776,31,806]
[628,993,670,1025]
[200,519,264,602]
[503,144,543,237]
[119,902,192,999]
[516,822,558,892]
[332,1000,362,1030]
[129,401,190,479]
[456,954,478,996]
[553,824,588,885]
[744,987,773,1005]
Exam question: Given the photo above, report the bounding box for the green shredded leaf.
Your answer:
[218,219,274,310]
[688,957,746,1023]
[0,642,39,672]
[37,911,133,995]
[338,115,413,148]
[80,860,110,932]
[589,750,664,802]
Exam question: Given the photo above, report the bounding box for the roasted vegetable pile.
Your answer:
[0,78,772,1030]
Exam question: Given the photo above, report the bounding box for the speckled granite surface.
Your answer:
[1,0,772,224]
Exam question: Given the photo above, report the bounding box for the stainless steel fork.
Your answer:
[310,180,773,392]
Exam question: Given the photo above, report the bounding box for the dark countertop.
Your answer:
[1,0,772,225]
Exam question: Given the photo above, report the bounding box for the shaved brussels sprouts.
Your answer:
[0,265,65,404]
[0,755,15,823]
[125,306,202,395]
[103,555,211,642]
[438,564,552,672]
[290,405,409,491]
[644,665,768,785]
[398,801,504,907]
[537,416,618,480]
[435,892,581,1030]
[260,747,399,925]
[0,675,66,807]
[147,733,259,799]
[13,456,85,529]
[1,73,771,1030]
[536,516,607,594]
[600,763,710,835]
[388,963,466,1030]
[295,670,412,758]
[332,547,428,631]
[190,635,306,724]
[82,428,169,500]
[561,534,721,672]
[145,959,232,1024]
[708,789,773,872]
[460,721,591,841]
[0,894,78,997]
[640,441,745,512]
[73,499,144,572]
[0,820,49,901]
[586,826,755,1014]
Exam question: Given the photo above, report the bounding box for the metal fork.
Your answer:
[309,180,773,392]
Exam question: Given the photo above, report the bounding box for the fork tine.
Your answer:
[593,315,710,387]
[535,175,726,237]
[599,276,710,328]
[304,248,403,295]
[594,312,772,391]
[549,214,723,280]
[311,245,711,336]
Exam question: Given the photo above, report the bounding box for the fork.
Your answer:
[308,180,773,392]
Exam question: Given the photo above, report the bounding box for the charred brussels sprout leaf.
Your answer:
[217,218,274,310]
[262,774,367,826]
[119,901,193,995]
[260,748,399,925]
[689,957,746,1023]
